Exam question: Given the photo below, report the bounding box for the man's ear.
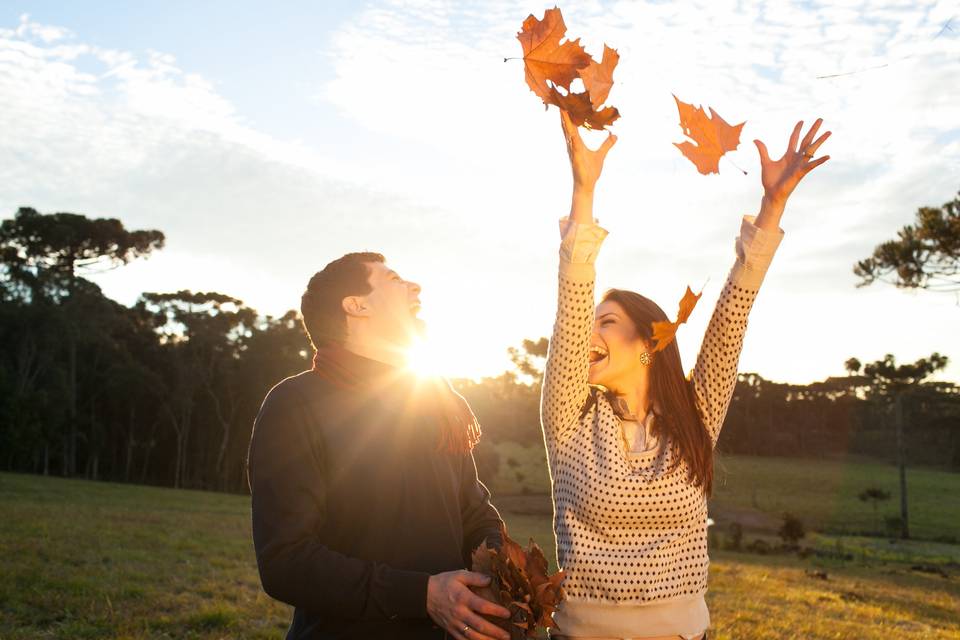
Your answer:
[342,295,371,318]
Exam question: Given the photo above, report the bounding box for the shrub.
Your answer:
[778,513,806,549]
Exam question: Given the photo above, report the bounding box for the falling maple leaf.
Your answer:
[471,523,567,639]
[651,286,703,353]
[516,7,620,130]
[673,95,744,174]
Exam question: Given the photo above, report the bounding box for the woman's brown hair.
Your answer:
[594,288,714,495]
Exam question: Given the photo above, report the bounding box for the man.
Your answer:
[247,252,511,640]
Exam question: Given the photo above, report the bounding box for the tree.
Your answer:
[507,337,548,384]
[857,352,949,538]
[854,189,960,291]
[0,207,164,475]
[138,291,256,489]
[858,487,892,534]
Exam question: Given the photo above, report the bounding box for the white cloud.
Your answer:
[1,4,958,382]
[316,0,960,381]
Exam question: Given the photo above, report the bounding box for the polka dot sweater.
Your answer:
[542,215,783,637]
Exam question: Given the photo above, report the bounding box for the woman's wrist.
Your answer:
[570,185,595,224]
[755,194,785,231]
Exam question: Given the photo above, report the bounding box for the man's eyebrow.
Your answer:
[387,270,400,278]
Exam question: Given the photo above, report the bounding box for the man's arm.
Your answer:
[459,449,504,563]
[247,381,429,620]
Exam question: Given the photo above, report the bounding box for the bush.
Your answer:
[778,513,806,549]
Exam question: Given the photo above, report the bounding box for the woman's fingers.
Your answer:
[788,120,803,153]
[800,118,823,150]
[753,139,771,164]
[802,155,830,174]
[805,130,831,157]
[598,133,617,160]
[560,109,579,148]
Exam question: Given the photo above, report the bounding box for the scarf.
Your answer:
[311,343,482,455]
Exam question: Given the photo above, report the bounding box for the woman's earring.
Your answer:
[639,352,652,366]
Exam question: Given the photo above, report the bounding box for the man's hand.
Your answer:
[426,570,511,640]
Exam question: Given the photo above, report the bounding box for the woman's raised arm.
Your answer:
[540,112,616,446]
[692,118,831,445]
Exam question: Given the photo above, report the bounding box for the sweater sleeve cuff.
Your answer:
[732,215,785,289]
[559,216,608,264]
[386,569,432,619]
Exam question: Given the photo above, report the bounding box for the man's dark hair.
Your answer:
[301,252,385,350]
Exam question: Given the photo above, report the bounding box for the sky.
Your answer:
[1,0,958,383]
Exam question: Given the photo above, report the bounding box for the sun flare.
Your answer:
[405,337,446,378]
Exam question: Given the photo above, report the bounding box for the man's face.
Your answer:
[354,262,423,346]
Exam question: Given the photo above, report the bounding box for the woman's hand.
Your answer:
[560,110,617,224]
[753,118,831,231]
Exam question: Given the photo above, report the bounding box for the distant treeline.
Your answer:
[462,363,960,475]
[1,207,958,494]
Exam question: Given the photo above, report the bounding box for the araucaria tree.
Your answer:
[854,189,960,291]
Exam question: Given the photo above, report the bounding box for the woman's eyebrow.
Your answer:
[598,312,618,320]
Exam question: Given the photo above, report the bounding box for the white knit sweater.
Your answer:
[542,215,783,638]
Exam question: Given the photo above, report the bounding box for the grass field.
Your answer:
[486,444,960,541]
[1,465,958,640]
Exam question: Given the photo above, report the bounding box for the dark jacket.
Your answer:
[247,362,503,640]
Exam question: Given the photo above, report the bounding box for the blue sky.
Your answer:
[1,1,958,382]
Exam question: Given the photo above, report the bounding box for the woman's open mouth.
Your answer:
[589,345,608,366]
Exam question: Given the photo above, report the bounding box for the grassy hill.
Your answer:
[1,467,958,639]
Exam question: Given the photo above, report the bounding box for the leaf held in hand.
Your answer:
[517,7,592,103]
[673,95,744,174]
[517,7,620,130]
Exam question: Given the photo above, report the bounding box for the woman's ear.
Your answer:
[341,295,370,318]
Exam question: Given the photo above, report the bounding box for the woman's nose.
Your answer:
[408,281,422,295]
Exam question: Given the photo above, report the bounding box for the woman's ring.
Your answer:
[463,624,471,635]
[803,152,814,158]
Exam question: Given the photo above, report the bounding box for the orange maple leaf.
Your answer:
[651,286,703,353]
[578,45,619,109]
[673,95,744,175]
[517,7,592,104]
[549,89,620,129]
[517,8,620,130]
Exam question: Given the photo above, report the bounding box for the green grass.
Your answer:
[2,466,959,640]
[0,472,288,639]
[486,443,960,542]
[711,454,960,541]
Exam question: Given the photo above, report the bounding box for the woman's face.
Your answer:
[588,300,650,391]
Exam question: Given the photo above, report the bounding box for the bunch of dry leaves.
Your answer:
[471,524,567,639]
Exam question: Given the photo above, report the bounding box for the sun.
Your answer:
[405,337,446,378]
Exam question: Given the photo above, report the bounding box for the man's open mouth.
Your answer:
[589,345,608,365]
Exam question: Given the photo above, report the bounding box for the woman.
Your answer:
[541,110,830,640]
